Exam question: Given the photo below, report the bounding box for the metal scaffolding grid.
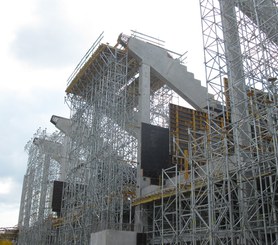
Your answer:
[16,2,278,241]
[144,1,278,244]
[18,129,63,245]
[57,40,139,244]
[188,0,278,243]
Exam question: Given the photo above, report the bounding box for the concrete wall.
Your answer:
[90,230,137,245]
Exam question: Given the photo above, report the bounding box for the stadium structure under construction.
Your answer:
[17,0,278,244]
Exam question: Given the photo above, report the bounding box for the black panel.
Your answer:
[52,180,64,214]
[136,233,147,245]
[141,123,170,178]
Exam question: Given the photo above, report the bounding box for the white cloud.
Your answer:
[0,203,20,227]
[0,178,22,227]
[0,178,14,195]
[10,0,88,68]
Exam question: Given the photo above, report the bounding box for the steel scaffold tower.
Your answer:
[18,129,63,245]
[150,80,173,128]
[54,32,177,245]
[16,8,278,241]
[190,0,278,243]
[148,1,278,244]
[57,36,139,245]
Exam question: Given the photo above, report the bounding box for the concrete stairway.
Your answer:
[126,37,214,110]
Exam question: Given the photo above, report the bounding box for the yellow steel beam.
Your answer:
[132,189,176,206]
[132,176,227,207]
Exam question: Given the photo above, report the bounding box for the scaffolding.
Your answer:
[18,129,63,245]
[16,31,178,245]
[135,1,278,244]
[52,30,179,244]
[186,0,278,243]
[16,2,278,241]
[57,35,139,244]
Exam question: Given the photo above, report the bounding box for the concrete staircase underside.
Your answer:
[126,37,213,111]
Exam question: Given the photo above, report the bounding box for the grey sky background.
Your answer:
[0,0,204,227]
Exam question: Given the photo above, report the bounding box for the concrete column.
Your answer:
[60,136,70,181]
[220,1,253,243]
[220,0,252,157]
[138,63,150,124]
[220,0,248,134]
[135,63,150,232]
[38,154,50,223]
[137,62,151,196]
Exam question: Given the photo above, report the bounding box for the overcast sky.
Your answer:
[0,0,205,227]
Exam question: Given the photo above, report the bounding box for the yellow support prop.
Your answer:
[184,149,189,180]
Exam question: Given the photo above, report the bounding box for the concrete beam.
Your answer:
[51,115,92,141]
[50,115,72,136]
[33,137,63,163]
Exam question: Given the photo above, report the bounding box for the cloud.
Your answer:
[0,178,14,195]
[0,177,22,227]
[0,202,20,227]
[10,0,87,68]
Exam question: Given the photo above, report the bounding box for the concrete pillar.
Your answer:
[60,136,70,181]
[137,63,151,196]
[138,63,151,124]
[38,154,51,223]
[135,63,150,232]
[220,1,253,243]
[220,0,249,138]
